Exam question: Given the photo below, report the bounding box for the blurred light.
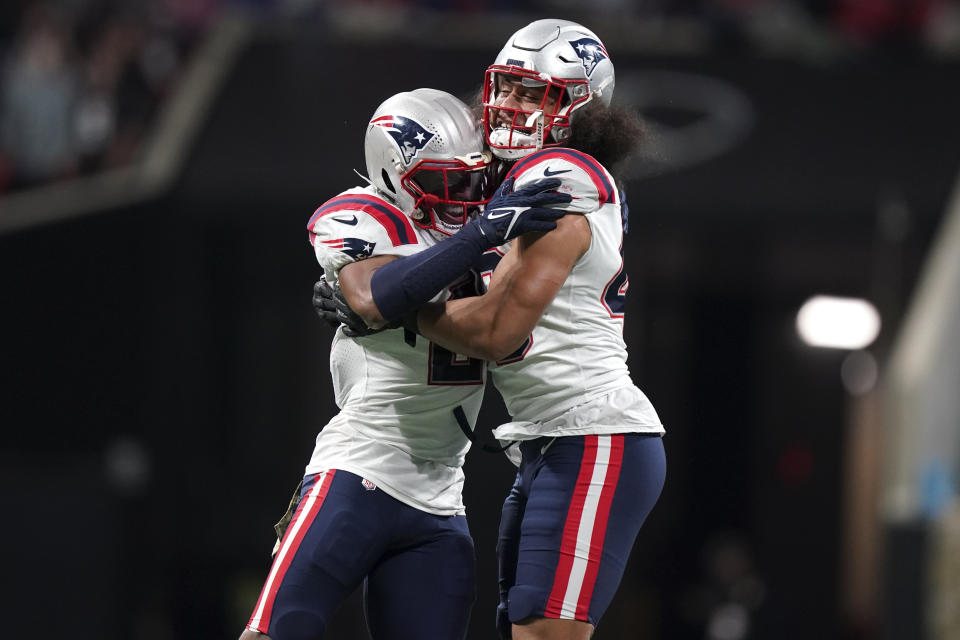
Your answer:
[840,350,879,395]
[104,436,152,496]
[707,603,750,640]
[920,461,956,518]
[796,295,881,349]
[73,95,115,155]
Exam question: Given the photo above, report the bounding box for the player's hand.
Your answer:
[312,276,342,329]
[474,177,572,247]
[312,276,382,337]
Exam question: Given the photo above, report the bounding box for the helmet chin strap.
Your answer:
[420,193,441,210]
[409,192,440,222]
[549,95,585,143]
[412,192,466,236]
[524,110,544,151]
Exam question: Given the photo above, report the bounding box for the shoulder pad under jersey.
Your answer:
[307,188,422,277]
[506,148,619,215]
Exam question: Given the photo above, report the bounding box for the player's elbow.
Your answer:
[339,286,389,329]
[473,332,527,362]
[354,295,391,329]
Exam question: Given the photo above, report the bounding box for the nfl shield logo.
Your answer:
[361,478,377,491]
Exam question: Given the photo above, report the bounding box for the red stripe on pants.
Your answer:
[544,436,599,618]
[247,470,337,632]
[575,435,624,618]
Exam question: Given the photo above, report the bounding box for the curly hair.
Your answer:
[567,101,646,182]
[467,87,645,183]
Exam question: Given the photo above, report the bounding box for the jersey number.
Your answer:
[602,244,628,318]
[428,343,485,385]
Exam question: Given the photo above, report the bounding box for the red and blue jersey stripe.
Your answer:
[505,148,617,206]
[307,194,417,247]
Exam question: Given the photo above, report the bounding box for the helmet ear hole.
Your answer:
[381,168,397,193]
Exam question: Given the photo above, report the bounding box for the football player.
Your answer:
[433,23,668,640]
[240,88,570,640]
[314,20,668,640]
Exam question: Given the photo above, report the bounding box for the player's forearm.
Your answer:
[369,178,571,324]
[416,304,512,362]
[369,222,490,323]
[417,282,532,362]
[338,255,397,329]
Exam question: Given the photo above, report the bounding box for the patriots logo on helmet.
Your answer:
[568,37,608,77]
[322,237,376,260]
[370,115,435,166]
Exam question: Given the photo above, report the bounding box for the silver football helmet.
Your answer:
[483,19,615,160]
[365,88,494,236]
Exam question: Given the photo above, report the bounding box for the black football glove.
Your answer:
[312,276,382,338]
[474,177,572,247]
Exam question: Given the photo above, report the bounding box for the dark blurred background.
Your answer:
[2,1,960,639]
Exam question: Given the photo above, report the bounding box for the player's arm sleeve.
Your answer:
[369,174,573,324]
[416,213,590,361]
[367,218,493,323]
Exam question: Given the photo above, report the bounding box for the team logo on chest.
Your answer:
[567,37,608,77]
[370,115,435,166]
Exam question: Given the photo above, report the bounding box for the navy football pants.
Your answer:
[247,470,476,640]
[497,433,666,636]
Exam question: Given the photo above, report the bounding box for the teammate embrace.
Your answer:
[242,19,666,640]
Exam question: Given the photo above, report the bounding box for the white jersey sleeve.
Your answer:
[507,148,620,215]
[307,186,424,283]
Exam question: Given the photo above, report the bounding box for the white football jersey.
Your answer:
[305,186,486,516]
[486,149,665,442]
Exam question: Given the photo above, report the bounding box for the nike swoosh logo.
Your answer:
[540,437,557,455]
[543,167,571,177]
[486,208,520,220]
[331,214,358,225]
